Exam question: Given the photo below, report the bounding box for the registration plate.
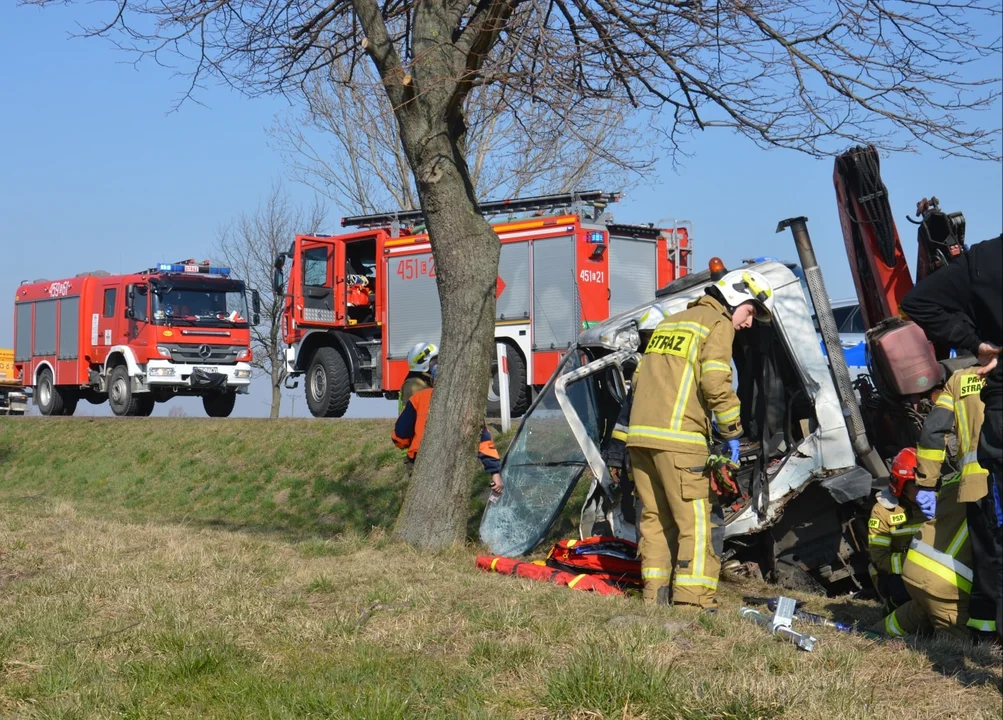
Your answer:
[195,366,219,374]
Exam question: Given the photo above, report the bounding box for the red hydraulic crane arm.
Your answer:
[833,145,914,331]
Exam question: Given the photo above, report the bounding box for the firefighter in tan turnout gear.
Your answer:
[867,448,926,613]
[627,263,774,608]
[878,369,989,639]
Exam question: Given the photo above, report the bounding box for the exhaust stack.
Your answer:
[776,216,888,481]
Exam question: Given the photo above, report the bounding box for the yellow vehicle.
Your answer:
[0,349,28,416]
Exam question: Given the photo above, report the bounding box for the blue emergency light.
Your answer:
[585,231,605,244]
[157,263,231,276]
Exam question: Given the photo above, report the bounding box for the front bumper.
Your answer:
[143,360,253,393]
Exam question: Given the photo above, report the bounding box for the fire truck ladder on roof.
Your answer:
[340,190,621,230]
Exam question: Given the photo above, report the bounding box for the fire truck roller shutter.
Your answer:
[386,250,443,359]
[496,244,530,321]
[33,300,57,357]
[608,236,659,317]
[15,303,31,362]
[532,236,577,350]
[57,297,80,361]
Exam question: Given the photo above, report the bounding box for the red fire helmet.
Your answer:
[889,447,918,497]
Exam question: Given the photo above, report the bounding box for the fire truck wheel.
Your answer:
[203,392,236,418]
[136,396,156,417]
[107,365,143,417]
[486,344,528,418]
[305,346,351,418]
[36,367,69,416]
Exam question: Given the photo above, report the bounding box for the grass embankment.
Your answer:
[0,418,1000,719]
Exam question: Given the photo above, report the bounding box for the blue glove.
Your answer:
[726,439,741,465]
[915,489,937,520]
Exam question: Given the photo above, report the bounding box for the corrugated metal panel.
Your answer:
[15,303,32,362]
[497,243,530,321]
[387,252,442,358]
[58,298,79,360]
[532,236,576,350]
[33,300,57,356]
[609,236,658,316]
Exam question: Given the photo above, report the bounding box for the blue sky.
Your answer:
[3,3,1001,418]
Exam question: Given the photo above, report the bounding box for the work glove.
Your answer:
[915,489,937,520]
[727,439,741,465]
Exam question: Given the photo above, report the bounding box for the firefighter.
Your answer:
[392,362,503,493]
[901,235,1002,638]
[916,367,993,638]
[626,268,774,608]
[867,448,926,613]
[399,342,439,414]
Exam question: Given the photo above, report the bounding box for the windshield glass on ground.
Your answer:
[480,351,600,557]
[151,283,249,327]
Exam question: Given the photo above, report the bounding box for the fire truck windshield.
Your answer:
[150,282,249,327]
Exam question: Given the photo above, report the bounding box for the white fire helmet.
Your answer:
[407,342,439,373]
[714,269,775,322]
[637,304,667,332]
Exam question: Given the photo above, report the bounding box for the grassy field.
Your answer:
[0,418,1000,719]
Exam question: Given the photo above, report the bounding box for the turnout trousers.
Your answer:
[629,447,720,607]
[879,582,970,641]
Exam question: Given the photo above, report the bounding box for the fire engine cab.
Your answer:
[13,261,260,418]
[276,191,692,418]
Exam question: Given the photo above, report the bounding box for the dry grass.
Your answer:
[0,496,999,719]
[0,418,999,718]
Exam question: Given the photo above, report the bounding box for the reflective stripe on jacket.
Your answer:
[626,294,740,462]
[916,369,988,502]
[867,491,925,576]
[392,388,501,474]
[902,477,973,599]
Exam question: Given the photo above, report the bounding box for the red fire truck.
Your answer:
[13,261,260,417]
[276,191,692,418]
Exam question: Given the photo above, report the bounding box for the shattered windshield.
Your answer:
[480,351,600,557]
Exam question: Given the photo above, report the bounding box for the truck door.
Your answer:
[126,284,151,348]
[296,237,339,326]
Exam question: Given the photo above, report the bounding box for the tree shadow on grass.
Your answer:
[825,598,1003,690]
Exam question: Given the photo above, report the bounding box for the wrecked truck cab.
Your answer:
[481,260,876,593]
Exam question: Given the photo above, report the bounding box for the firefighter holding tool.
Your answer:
[626,261,774,608]
[867,448,925,613]
[392,357,503,493]
[877,368,989,639]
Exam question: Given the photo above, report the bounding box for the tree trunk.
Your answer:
[392,126,500,550]
[269,350,282,419]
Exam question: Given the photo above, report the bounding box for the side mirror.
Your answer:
[272,255,286,295]
[251,289,261,326]
[125,286,135,319]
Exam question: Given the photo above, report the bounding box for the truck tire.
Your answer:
[305,346,351,418]
[137,396,156,417]
[61,394,79,417]
[487,344,529,418]
[107,365,143,417]
[203,392,236,418]
[36,367,65,416]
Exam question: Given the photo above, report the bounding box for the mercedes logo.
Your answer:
[198,344,212,359]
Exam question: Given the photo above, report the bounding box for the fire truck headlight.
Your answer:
[236,348,251,361]
[156,346,172,358]
[149,367,176,377]
[235,369,252,379]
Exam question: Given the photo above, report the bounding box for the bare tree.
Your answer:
[270,58,650,214]
[216,185,327,419]
[24,0,1001,550]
